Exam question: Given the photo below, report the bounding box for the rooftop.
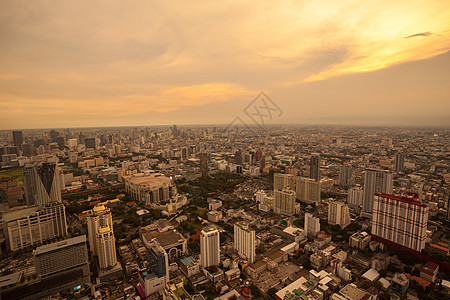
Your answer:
[33,235,87,255]
[143,229,185,249]
[375,193,428,208]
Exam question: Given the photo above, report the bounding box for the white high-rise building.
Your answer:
[348,187,364,208]
[274,173,296,190]
[255,190,267,203]
[362,168,393,216]
[274,188,296,216]
[23,162,62,207]
[200,228,220,268]
[328,202,351,228]
[304,213,320,238]
[372,193,429,252]
[87,205,117,269]
[97,226,117,269]
[296,177,320,204]
[234,223,255,264]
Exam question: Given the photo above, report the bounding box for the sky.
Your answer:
[0,0,449,129]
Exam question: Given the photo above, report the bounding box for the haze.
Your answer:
[1,0,449,129]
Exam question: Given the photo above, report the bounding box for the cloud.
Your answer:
[404,32,433,39]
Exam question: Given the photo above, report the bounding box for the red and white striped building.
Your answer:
[371,193,429,252]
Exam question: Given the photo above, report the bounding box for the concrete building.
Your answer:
[87,205,117,269]
[349,232,371,249]
[348,187,363,208]
[362,168,393,217]
[372,193,429,252]
[12,131,23,147]
[274,188,296,216]
[141,225,187,260]
[274,173,296,190]
[23,162,62,207]
[124,173,177,207]
[199,152,208,177]
[3,203,67,251]
[394,152,405,173]
[304,213,320,238]
[339,165,354,188]
[310,153,320,180]
[296,177,321,204]
[328,202,351,228]
[234,222,255,264]
[200,228,220,268]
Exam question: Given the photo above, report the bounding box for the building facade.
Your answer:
[362,168,393,216]
[274,188,296,216]
[200,228,220,268]
[328,202,351,228]
[296,177,321,204]
[371,193,429,252]
[309,153,320,180]
[234,222,255,264]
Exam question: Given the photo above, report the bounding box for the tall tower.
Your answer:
[362,168,393,216]
[328,202,351,228]
[87,205,117,269]
[309,153,320,180]
[234,223,255,264]
[394,152,405,173]
[23,162,62,207]
[304,213,320,238]
[339,165,354,188]
[199,152,209,177]
[200,227,220,268]
[12,130,23,147]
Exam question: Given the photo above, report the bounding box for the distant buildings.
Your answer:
[234,222,255,264]
[274,188,296,216]
[371,193,429,252]
[23,162,62,207]
[200,227,220,268]
[328,202,350,228]
[309,153,320,180]
[304,213,320,238]
[12,131,23,147]
[362,168,393,217]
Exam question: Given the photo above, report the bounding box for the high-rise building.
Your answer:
[87,205,117,269]
[67,138,78,149]
[138,238,169,297]
[234,222,255,264]
[34,235,89,279]
[12,131,23,147]
[296,177,321,204]
[328,202,351,228]
[362,168,393,216]
[23,162,62,207]
[84,138,96,150]
[21,143,35,157]
[4,202,68,251]
[97,226,118,269]
[348,187,363,208]
[274,173,296,190]
[309,153,320,180]
[304,213,320,238]
[339,165,354,188]
[274,188,296,216]
[199,152,208,177]
[200,227,220,268]
[371,193,429,252]
[394,152,405,173]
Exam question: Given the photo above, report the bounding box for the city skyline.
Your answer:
[1,1,449,129]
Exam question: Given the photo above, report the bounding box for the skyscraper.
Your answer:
[21,143,34,157]
[328,202,351,228]
[274,188,296,216]
[199,152,208,177]
[348,187,363,208]
[84,138,96,150]
[362,168,393,216]
[147,238,169,282]
[87,204,117,269]
[200,227,220,268]
[274,173,296,190]
[394,152,405,173]
[339,165,354,188]
[296,177,321,204]
[304,213,320,238]
[309,153,320,180]
[23,162,62,207]
[234,222,255,264]
[12,131,23,147]
[371,193,429,252]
